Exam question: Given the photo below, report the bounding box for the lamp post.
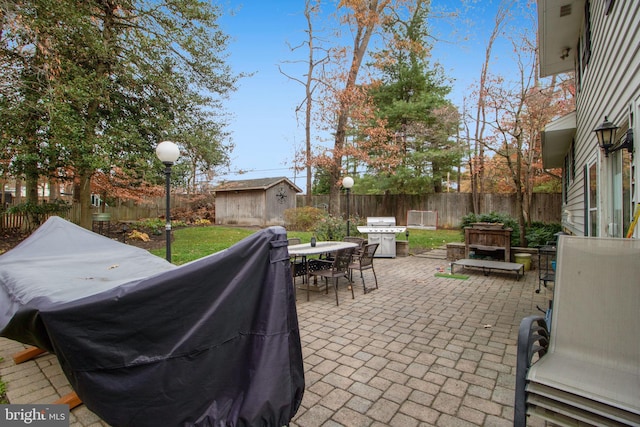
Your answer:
[343,176,354,236]
[156,140,180,262]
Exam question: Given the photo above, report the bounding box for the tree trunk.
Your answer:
[328,0,382,215]
[48,179,60,200]
[433,162,442,193]
[14,179,22,204]
[329,111,349,215]
[77,172,93,229]
[25,177,39,204]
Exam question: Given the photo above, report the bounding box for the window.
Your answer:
[582,0,592,69]
[585,162,598,236]
[576,1,592,93]
[563,139,576,203]
[610,124,632,237]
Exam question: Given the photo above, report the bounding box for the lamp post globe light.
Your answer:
[343,176,354,236]
[156,141,180,262]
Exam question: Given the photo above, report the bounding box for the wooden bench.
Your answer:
[451,258,524,280]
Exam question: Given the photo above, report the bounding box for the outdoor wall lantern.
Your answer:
[343,176,354,236]
[156,140,180,262]
[593,116,634,157]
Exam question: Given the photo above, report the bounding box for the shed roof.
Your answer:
[214,177,303,193]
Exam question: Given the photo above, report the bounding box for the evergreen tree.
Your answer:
[367,0,461,194]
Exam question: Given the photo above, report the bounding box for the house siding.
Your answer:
[562,0,640,236]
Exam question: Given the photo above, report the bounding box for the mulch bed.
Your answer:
[0,224,166,255]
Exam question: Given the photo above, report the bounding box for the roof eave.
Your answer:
[541,111,577,169]
[538,0,585,77]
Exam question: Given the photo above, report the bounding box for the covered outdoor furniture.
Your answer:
[307,247,355,306]
[0,216,304,427]
[514,236,640,426]
[349,243,379,294]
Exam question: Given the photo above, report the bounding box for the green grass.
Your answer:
[152,226,463,265]
[434,272,469,280]
[405,228,462,252]
[150,226,255,265]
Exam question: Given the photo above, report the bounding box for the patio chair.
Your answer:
[514,236,640,426]
[343,236,366,255]
[321,237,365,263]
[308,247,355,306]
[349,243,379,294]
[287,238,306,284]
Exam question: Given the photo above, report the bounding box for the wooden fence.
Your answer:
[0,195,189,231]
[297,193,563,228]
[1,192,562,231]
[1,212,29,231]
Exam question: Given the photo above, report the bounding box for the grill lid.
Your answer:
[366,216,396,227]
[357,226,406,233]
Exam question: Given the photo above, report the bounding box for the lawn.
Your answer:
[152,226,463,265]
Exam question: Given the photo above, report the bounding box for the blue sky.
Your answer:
[214,0,531,192]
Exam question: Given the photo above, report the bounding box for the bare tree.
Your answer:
[482,12,574,246]
[279,0,331,202]
[468,2,509,213]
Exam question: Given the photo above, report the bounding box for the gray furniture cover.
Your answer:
[0,216,304,426]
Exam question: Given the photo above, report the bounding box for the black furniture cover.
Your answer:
[0,216,304,426]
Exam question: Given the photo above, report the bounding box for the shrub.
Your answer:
[460,212,520,245]
[314,214,346,241]
[8,199,71,229]
[130,218,186,235]
[132,218,165,235]
[525,222,563,247]
[284,206,325,231]
[460,211,517,229]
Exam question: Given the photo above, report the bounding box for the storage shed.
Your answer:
[214,177,302,227]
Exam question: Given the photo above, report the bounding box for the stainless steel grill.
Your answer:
[357,217,407,258]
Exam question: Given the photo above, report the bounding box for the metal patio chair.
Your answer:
[287,238,306,284]
[307,247,355,306]
[349,243,379,294]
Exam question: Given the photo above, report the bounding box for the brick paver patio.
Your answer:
[0,253,552,426]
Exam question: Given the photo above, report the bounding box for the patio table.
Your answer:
[288,241,358,292]
[288,241,358,257]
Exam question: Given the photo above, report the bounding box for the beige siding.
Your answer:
[567,0,640,236]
